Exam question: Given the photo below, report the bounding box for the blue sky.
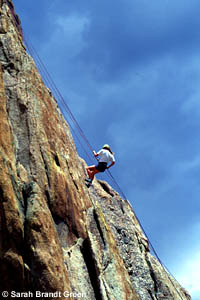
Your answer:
[13,1,200,298]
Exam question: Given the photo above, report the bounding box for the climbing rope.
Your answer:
[23,36,94,165]
[23,35,122,188]
[22,36,185,300]
[3,0,125,195]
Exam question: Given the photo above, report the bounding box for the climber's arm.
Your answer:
[93,150,99,157]
[107,161,115,169]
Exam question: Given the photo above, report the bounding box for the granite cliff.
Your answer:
[0,1,191,299]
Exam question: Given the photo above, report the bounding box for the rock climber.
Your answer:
[85,144,115,186]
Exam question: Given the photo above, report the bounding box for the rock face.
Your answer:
[0,1,191,300]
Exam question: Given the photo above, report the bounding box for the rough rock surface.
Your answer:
[0,1,191,299]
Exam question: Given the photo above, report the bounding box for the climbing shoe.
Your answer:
[85,178,92,187]
[85,182,92,188]
[85,178,92,183]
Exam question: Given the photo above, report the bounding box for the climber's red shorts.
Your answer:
[96,162,107,172]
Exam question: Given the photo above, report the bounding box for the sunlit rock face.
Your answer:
[0,1,191,299]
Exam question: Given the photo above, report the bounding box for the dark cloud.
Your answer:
[15,0,200,83]
[73,0,200,82]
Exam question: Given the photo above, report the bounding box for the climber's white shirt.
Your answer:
[97,149,115,164]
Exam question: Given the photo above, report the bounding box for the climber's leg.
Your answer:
[86,165,99,181]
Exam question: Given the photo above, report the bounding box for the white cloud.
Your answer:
[48,14,90,58]
[55,14,89,37]
[178,252,200,299]
[181,90,200,116]
[172,223,200,299]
